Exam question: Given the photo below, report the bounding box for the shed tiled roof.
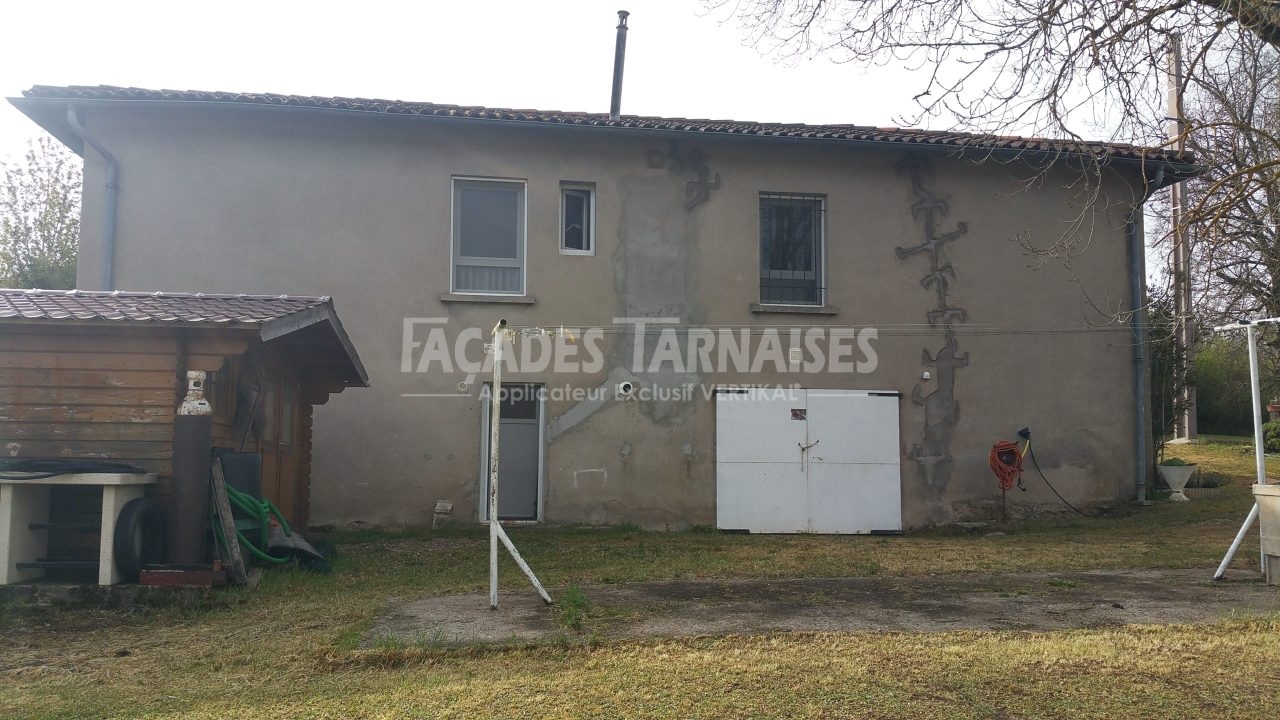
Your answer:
[0,289,330,325]
[0,289,369,386]
[18,85,1192,165]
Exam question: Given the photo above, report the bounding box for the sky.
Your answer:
[0,0,936,163]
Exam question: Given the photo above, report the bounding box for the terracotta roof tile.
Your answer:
[0,289,330,326]
[19,85,1193,164]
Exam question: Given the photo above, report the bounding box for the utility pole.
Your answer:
[1167,32,1197,440]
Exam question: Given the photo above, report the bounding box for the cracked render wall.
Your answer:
[73,103,1148,528]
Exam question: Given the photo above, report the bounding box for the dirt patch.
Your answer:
[366,569,1279,647]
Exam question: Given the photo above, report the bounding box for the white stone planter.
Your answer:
[1157,464,1197,502]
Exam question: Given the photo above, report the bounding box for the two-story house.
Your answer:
[9,85,1196,530]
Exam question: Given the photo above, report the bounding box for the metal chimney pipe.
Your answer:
[610,10,630,120]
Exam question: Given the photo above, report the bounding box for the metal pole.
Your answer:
[494,523,553,604]
[1211,317,1279,578]
[609,11,630,120]
[488,319,506,609]
[1248,324,1266,487]
[482,319,554,608]
[1214,503,1260,580]
[1247,323,1267,571]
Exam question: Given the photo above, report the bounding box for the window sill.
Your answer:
[439,293,536,305]
[750,303,839,315]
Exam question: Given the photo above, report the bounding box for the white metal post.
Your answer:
[1247,324,1266,487]
[1215,504,1260,580]
[488,319,505,609]
[495,522,553,604]
[1247,323,1267,571]
[484,319,553,609]
[1211,318,1279,578]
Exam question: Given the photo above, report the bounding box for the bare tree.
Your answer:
[716,1,1280,316]
[715,1,1274,138]
[1183,33,1280,325]
[0,136,80,290]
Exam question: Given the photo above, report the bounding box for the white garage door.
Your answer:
[715,388,902,534]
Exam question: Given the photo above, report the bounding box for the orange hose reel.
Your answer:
[989,440,1025,492]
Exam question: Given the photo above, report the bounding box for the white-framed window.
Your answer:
[452,177,526,295]
[560,182,595,255]
[759,193,825,305]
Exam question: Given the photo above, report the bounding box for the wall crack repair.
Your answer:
[896,155,969,505]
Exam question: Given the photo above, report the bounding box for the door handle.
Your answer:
[798,439,820,469]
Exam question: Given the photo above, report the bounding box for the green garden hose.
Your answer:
[212,484,293,565]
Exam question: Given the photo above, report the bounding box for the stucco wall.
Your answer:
[71,104,1149,528]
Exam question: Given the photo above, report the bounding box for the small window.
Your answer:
[453,178,526,294]
[760,194,824,305]
[560,183,595,255]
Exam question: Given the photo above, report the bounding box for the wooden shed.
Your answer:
[0,289,368,529]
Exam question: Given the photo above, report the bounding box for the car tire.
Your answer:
[113,497,166,582]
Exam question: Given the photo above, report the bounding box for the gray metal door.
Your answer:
[484,383,542,521]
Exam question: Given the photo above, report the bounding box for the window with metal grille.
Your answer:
[452,178,526,295]
[759,194,824,305]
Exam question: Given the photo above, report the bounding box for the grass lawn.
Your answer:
[1,442,1277,719]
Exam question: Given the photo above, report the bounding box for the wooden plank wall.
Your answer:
[1,329,181,474]
[0,325,251,476]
